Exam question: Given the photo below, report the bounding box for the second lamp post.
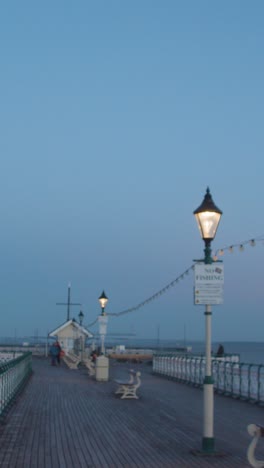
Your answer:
[98,291,109,354]
[193,187,223,454]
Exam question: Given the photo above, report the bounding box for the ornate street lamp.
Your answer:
[193,188,222,455]
[76,310,85,360]
[78,310,84,326]
[98,291,109,355]
[193,187,222,264]
[98,290,108,316]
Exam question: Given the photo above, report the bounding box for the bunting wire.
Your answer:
[213,234,264,260]
[86,234,264,327]
[86,316,99,328]
[107,265,194,317]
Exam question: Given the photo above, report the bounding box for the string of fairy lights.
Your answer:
[107,265,193,318]
[213,234,264,259]
[86,234,264,328]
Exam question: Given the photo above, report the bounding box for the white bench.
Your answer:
[114,369,141,399]
[83,358,95,376]
[247,424,264,467]
[62,353,81,370]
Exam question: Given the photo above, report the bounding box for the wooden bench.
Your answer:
[114,369,141,399]
[62,352,81,370]
[247,423,264,467]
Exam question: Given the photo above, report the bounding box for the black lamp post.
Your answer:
[78,310,84,326]
[98,291,108,315]
[193,187,222,264]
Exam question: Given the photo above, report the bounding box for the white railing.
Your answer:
[0,352,23,362]
[247,424,264,467]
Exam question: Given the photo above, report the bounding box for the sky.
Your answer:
[0,1,264,343]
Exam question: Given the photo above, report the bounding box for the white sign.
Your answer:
[194,263,224,305]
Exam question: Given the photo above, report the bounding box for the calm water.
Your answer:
[190,341,264,365]
[124,339,264,365]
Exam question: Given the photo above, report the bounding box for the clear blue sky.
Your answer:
[0,1,264,342]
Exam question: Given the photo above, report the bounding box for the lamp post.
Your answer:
[98,291,108,354]
[193,187,222,454]
[78,310,84,326]
[78,310,84,360]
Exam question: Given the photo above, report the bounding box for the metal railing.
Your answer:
[0,352,32,416]
[153,353,264,404]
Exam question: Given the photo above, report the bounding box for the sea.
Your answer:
[120,339,264,366]
[2,338,264,366]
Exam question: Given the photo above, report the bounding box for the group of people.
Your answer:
[49,341,62,366]
[49,342,98,366]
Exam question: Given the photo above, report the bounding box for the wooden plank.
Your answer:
[0,358,263,467]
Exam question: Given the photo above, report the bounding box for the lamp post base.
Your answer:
[95,355,109,381]
[191,447,226,458]
[191,438,226,458]
[202,436,215,453]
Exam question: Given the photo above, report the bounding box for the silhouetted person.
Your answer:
[216,344,224,357]
[54,341,62,365]
[50,342,60,366]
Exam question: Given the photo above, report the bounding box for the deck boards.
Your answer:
[0,357,263,467]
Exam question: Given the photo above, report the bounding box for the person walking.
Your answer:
[50,342,60,366]
[54,341,62,365]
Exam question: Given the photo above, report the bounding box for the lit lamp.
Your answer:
[193,187,222,265]
[193,187,222,454]
[98,291,108,315]
[98,291,109,354]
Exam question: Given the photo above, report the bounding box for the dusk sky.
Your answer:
[1,1,264,343]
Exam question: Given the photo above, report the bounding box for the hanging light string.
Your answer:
[213,234,264,259]
[86,265,194,327]
[86,234,264,327]
[86,317,99,328]
[108,266,193,317]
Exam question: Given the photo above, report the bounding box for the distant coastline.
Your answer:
[0,338,263,365]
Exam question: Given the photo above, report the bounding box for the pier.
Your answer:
[0,356,263,467]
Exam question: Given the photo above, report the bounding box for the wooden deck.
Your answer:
[0,357,263,467]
